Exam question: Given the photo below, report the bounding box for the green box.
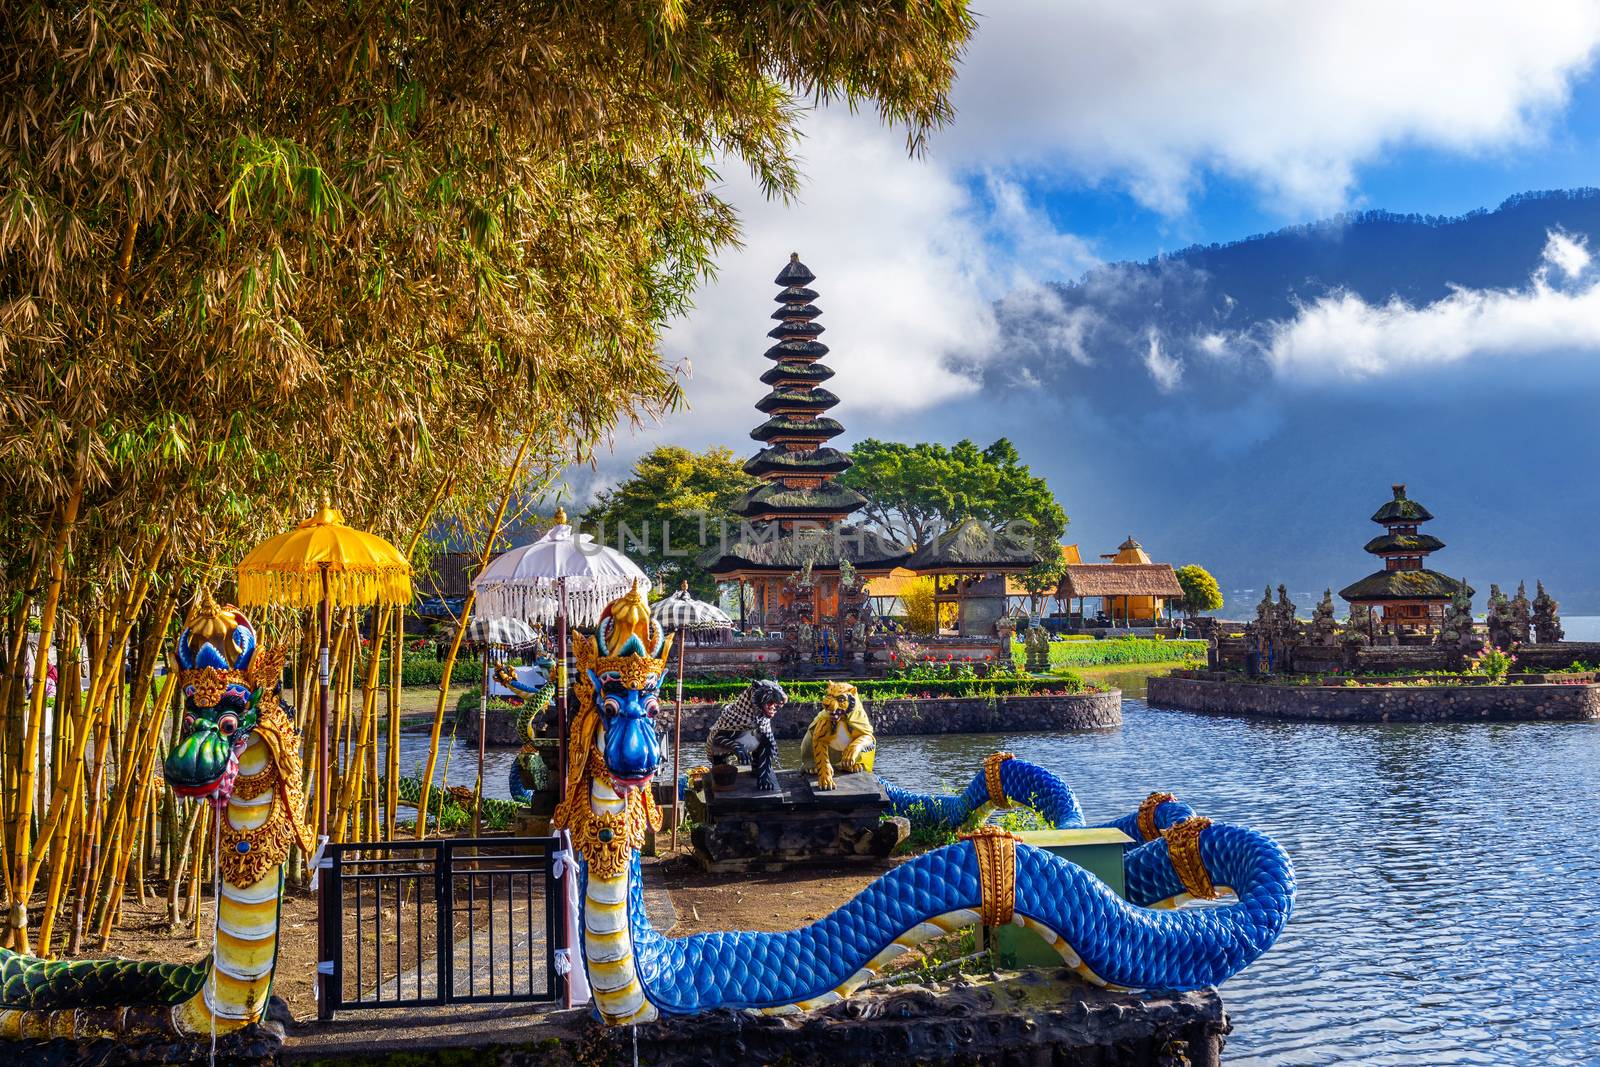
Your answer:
[992,827,1133,968]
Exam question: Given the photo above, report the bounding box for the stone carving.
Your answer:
[1309,589,1338,647]
[1509,581,1533,646]
[1485,584,1512,649]
[1342,604,1373,648]
[1024,618,1052,673]
[1533,580,1564,644]
[1438,578,1479,657]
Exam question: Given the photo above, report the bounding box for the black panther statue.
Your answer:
[705,679,788,791]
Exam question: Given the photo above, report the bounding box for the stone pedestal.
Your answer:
[687,768,907,872]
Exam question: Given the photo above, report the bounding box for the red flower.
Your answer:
[757,655,765,662]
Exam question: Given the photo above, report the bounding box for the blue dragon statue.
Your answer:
[556,588,1296,1025]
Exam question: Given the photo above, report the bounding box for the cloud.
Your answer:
[942,2,1600,213]
[647,113,997,468]
[1544,227,1593,278]
[1264,230,1600,380]
[1142,330,1184,391]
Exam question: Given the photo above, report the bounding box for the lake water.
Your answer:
[401,679,1600,1065]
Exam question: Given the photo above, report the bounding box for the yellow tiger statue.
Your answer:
[800,681,876,790]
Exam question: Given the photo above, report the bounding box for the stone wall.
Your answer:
[1148,674,1600,722]
[463,689,1122,745]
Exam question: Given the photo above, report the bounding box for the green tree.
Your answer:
[839,438,1067,550]
[1175,564,1225,619]
[582,447,757,599]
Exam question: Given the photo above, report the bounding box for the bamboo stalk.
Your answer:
[386,607,402,840]
[10,462,86,951]
[334,607,391,839]
[93,675,175,947]
[414,437,533,839]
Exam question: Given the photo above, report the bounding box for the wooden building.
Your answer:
[1338,483,1470,633]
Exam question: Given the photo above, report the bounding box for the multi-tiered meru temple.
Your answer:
[703,255,906,641]
[1339,483,1471,633]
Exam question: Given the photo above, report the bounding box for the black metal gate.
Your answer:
[322,836,567,1014]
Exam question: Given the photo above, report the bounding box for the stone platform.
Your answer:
[1149,673,1600,722]
[287,969,1220,1067]
[687,768,908,872]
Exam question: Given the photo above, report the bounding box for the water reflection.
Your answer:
[405,697,1600,1065]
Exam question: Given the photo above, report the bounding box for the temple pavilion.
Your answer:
[1339,483,1471,633]
[1055,536,1183,628]
[703,254,906,638]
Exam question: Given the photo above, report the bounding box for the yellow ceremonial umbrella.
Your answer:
[236,501,410,1021]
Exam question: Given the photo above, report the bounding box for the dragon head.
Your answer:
[571,583,673,797]
[163,595,296,814]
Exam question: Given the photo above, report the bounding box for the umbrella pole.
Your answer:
[476,646,487,837]
[556,577,568,803]
[672,635,684,853]
[316,563,332,1022]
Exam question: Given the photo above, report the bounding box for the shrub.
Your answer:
[1010,637,1205,668]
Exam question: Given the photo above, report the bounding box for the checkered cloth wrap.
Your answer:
[706,686,777,764]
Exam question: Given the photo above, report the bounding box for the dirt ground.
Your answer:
[82,845,903,1025]
[642,843,905,935]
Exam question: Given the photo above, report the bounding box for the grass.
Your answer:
[1012,636,1206,669]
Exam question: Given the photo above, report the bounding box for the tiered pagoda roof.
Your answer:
[1339,483,1471,604]
[706,254,902,578]
[734,253,865,524]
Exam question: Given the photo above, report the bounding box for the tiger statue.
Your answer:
[800,680,876,791]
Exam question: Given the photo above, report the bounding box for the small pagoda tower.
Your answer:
[704,254,905,641]
[1339,483,1471,633]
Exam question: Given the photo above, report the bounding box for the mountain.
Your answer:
[958,189,1600,614]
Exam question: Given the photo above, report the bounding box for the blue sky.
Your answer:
[1003,64,1600,267]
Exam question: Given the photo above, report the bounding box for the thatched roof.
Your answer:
[1339,570,1469,602]
[767,319,823,341]
[1058,563,1182,599]
[774,253,815,286]
[750,415,844,442]
[776,286,819,303]
[731,480,865,517]
[760,361,834,386]
[770,303,821,322]
[903,517,1042,573]
[1372,483,1434,524]
[1364,532,1445,555]
[764,340,830,361]
[702,523,908,574]
[1005,545,1081,594]
[743,446,852,477]
[754,387,839,413]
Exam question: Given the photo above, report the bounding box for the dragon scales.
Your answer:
[556,588,1297,1024]
[0,599,311,1041]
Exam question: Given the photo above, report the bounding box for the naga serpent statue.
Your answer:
[491,659,557,803]
[556,588,1296,1026]
[0,599,311,1041]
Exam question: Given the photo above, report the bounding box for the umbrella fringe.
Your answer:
[474,580,637,628]
[237,564,413,609]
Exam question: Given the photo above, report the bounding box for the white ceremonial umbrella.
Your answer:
[471,508,651,796]
[650,583,733,851]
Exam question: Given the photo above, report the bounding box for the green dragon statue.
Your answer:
[0,600,311,1041]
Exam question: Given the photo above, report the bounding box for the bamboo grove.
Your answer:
[0,2,972,954]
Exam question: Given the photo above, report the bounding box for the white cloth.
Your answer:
[561,830,591,1005]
